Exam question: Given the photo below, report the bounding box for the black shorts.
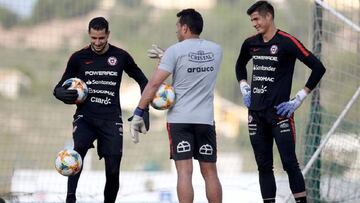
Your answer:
[72,114,123,159]
[248,108,299,172]
[166,123,217,162]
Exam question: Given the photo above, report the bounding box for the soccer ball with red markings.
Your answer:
[62,78,88,104]
[55,149,82,176]
[151,83,175,110]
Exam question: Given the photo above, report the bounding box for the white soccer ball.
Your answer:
[151,83,175,110]
[62,78,88,104]
[55,149,82,176]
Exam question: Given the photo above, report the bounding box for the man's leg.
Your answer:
[199,161,222,203]
[66,147,88,203]
[273,116,306,203]
[175,159,194,203]
[67,115,97,203]
[193,123,222,203]
[248,111,276,202]
[104,154,122,203]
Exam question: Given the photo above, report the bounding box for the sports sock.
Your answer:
[263,198,276,203]
[295,196,307,203]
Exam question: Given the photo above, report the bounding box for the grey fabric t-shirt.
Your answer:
[159,38,223,125]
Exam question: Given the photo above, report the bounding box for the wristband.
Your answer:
[296,89,308,102]
[134,107,145,117]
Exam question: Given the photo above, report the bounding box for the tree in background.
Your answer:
[0,6,19,28]
[30,0,98,23]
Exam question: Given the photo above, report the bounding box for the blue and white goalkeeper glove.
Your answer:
[276,89,308,118]
[129,107,147,144]
[240,81,251,108]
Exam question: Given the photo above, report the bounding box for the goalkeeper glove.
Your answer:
[276,89,308,118]
[239,81,251,108]
[53,83,78,104]
[147,44,164,59]
[128,107,149,144]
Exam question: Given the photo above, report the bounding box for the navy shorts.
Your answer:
[248,108,299,172]
[166,123,217,162]
[72,114,123,159]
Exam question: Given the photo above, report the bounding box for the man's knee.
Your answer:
[105,155,122,177]
[257,161,273,174]
[283,161,300,173]
[199,162,218,178]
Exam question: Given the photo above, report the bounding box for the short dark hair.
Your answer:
[88,17,109,33]
[247,1,275,19]
[176,8,203,35]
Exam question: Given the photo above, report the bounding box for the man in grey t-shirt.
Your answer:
[130,8,223,203]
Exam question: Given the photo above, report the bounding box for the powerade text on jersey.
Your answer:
[236,30,325,111]
[55,44,147,120]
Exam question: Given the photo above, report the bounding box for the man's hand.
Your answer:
[147,44,164,59]
[128,107,148,144]
[53,83,78,104]
[276,89,308,118]
[239,81,251,108]
[128,108,150,130]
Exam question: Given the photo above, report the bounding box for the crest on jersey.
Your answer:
[107,56,118,66]
[270,45,278,55]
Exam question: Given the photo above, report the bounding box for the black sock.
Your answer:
[66,193,76,203]
[295,196,307,203]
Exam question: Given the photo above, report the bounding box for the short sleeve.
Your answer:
[158,45,177,73]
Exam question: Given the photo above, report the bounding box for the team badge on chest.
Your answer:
[270,45,278,55]
[107,56,118,66]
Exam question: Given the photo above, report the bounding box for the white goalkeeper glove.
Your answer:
[276,89,308,118]
[129,107,147,144]
[147,44,164,59]
[239,81,251,108]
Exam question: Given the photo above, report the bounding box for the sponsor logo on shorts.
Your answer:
[199,144,213,155]
[277,119,289,125]
[116,123,123,135]
[280,123,289,129]
[177,141,191,153]
[73,126,77,133]
[280,129,291,133]
[248,115,253,123]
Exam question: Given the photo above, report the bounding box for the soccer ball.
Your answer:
[55,149,82,176]
[62,78,88,104]
[151,83,175,110]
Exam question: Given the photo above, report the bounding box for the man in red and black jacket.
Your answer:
[53,17,148,203]
[235,1,326,203]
